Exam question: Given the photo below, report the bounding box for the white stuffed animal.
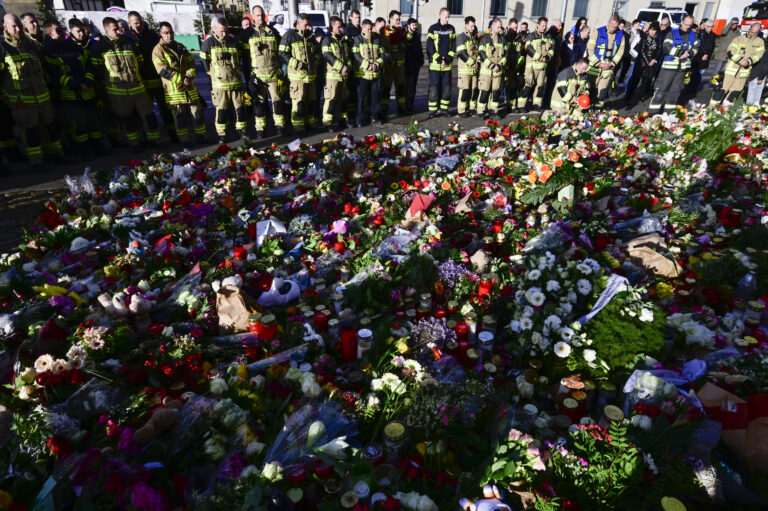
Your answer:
[257,277,300,307]
[212,275,243,294]
[129,294,155,315]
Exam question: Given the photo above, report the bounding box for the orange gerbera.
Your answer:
[539,164,553,184]
[568,151,580,162]
[441,180,452,190]
[528,170,538,184]
[553,158,563,167]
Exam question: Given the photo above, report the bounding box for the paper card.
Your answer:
[456,193,472,213]
[287,139,301,152]
[470,250,489,273]
[407,194,434,219]
[557,185,575,203]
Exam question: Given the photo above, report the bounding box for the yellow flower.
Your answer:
[395,338,410,354]
[683,133,694,141]
[391,182,399,190]
[367,162,375,169]
[237,364,248,380]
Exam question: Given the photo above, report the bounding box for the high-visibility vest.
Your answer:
[662,29,697,70]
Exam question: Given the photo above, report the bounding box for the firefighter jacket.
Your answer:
[381,25,406,66]
[456,30,480,76]
[352,31,385,80]
[236,25,254,78]
[713,26,741,61]
[279,28,319,83]
[551,64,589,109]
[1,31,50,104]
[42,37,97,102]
[426,21,455,71]
[478,32,508,78]
[525,30,555,70]
[661,28,699,71]
[129,27,162,89]
[586,26,625,75]
[200,33,242,90]
[322,33,351,81]
[90,35,147,96]
[248,24,281,81]
[724,33,765,78]
[152,39,200,105]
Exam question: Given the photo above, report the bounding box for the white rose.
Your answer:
[209,377,228,395]
[631,414,652,431]
[261,462,283,482]
[583,349,597,363]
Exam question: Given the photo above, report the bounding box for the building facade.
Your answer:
[370,0,724,34]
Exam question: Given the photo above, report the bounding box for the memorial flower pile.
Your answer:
[0,104,767,510]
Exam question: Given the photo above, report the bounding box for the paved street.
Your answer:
[0,59,718,252]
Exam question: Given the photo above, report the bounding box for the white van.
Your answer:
[635,7,688,28]
[265,10,330,35]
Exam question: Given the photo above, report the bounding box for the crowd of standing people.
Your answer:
[1,6,765,176]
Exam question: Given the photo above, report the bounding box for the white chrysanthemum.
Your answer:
[559,327,575,342]
[583,349,597,363]
[403,359,422,373]
[509,320,521,333]
[34,354,55,373]
[554,342,572,358]
[520,317,534,331]
[577,279,592,295]
[546,280,561,292]
[576,263,592,275]
[544,315,562,330]
[527,269,542,280]
[527,290,545,307]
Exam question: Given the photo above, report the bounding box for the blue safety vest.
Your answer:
[594,26,623,60]
[662,28,696,70]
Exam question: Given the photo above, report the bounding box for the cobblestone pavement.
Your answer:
[0,60,717,252]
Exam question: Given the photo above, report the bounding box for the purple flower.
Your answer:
[437,260,467,288]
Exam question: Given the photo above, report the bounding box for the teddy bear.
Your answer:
[133,397,184,444]
[257,277,300,308]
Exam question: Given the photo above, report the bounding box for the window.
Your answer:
[573,0,588,18]
[400,0,414,15]
[636,10,658,23]
[490,0,506,16]
[531,0,548,18]
[447,0,463,15]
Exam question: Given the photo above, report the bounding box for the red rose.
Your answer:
[46,436,72,458]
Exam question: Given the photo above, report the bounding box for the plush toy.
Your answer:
[212,275,243,294]
[459,485,512,511]
[133,398,184,444]
[127,240,145,264]
[129,294,155,316]
[257,277,300,307]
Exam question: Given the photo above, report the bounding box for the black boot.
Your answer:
[5,145,26,162]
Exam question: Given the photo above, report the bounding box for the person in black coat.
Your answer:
[625,21,662,107]
[560,31,582,69]
[403,17,424,112]
[685,19,716,95]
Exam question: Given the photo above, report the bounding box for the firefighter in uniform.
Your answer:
[321,16,351,131]
[476,18,507,119]
[153,22,207,145]
[1,13,65,170]
[518,17,554,111]
[352,18,385,127]
[91,17,161,147]
[42,20,105,159]
[279,13,320,134]
[344,10,362,122]
[380,10,407,116]
[455,16,480,117]
[550,58,590,115]
[201,16,247,143]
[248,6,285,138]
[649,15,699,114]
[426,8,456,117]
[128,12,176,142]
[0,90,18,174]
[586,15,624,109]
[506,19,523,112]
[711,22,765,107]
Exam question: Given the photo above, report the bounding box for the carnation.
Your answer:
[576,279,592,295]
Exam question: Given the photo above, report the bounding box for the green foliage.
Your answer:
[584,298,666,375]
[144,13,160,32]
[682,101,742,164]
[36,0,61,23]
[691,253,749,287]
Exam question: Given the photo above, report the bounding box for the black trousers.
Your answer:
[357,78,380,125]
[649,68,684,112]
[404,69,420,110]
[428,70,451,112]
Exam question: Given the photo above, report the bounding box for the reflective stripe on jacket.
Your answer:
[279,29,319,83]
[478,32,508,77]
[456,30,480,76]
[248,25,282,81]
[426,22,455,71]
[200,33,242,90]
[152,39,200,105]
[661,28,699,70]
[322,33,351,81]
[525,30,554,70]
[551,64,588,109]
[352,32,385,80]
[724,34,765,79]
[587,26,624,76]
[42,38,96,102]
[1,34,50,104]
[90,35,147,96]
